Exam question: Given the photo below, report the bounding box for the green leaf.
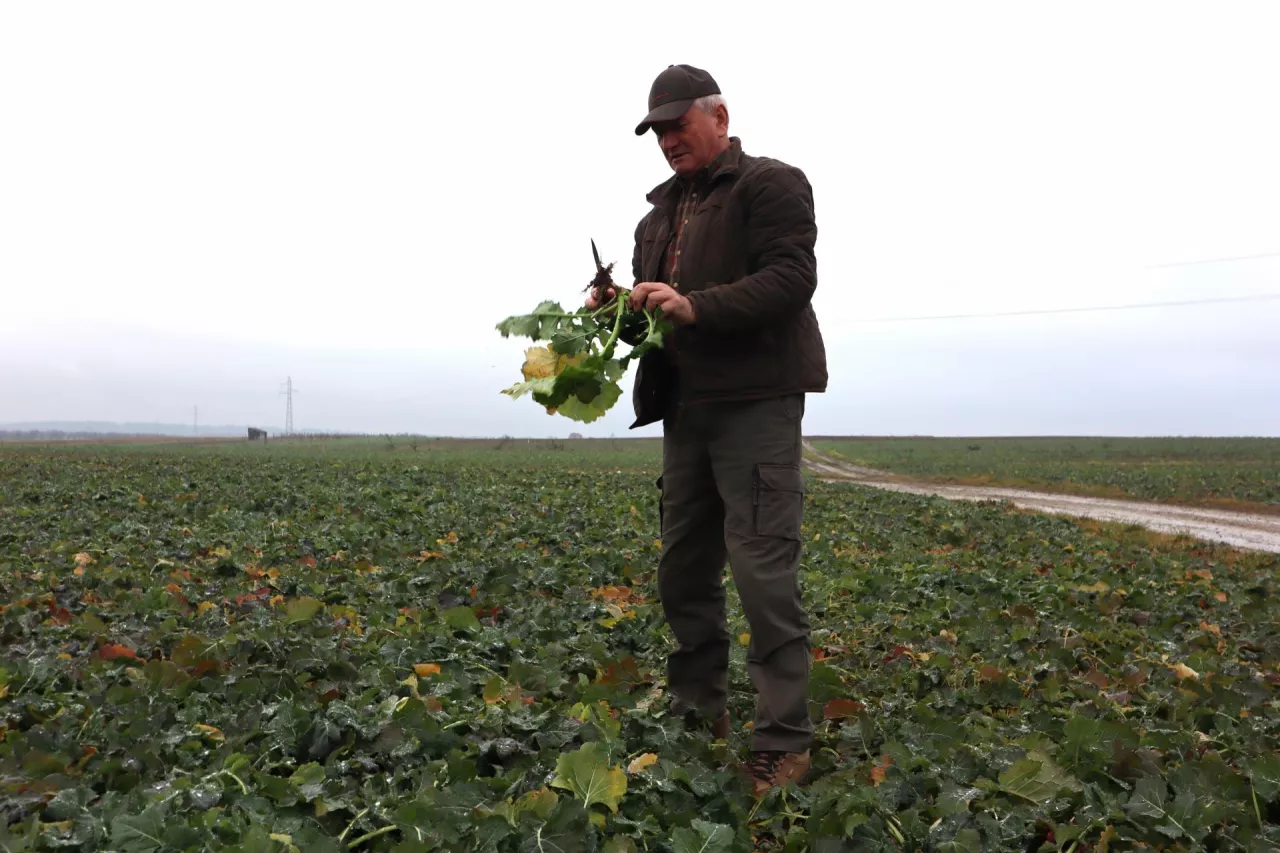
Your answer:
[443,605,481,633]
[997,750,1082,804]
[496,301,567,340]
[1247,755,1280,800]
[109,806,168,853]
[1123,775,1198,840]
[289,762,327,801]
[604,838,638,853]
[935,828,982,853]
[934,781,984,816]
[284,596,324,624]
[553,380,621,424]
[517,799,595,853]
[671,819,734,853]
[549,742,627,813]
[1125,775,1169,819]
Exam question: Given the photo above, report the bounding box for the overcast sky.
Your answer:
[2,2,1278,437]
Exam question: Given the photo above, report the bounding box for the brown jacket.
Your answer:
[628,137,828,428]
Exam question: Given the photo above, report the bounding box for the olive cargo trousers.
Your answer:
[656,392,812,754]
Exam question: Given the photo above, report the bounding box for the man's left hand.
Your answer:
[629,282,697,325]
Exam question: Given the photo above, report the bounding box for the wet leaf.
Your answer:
[550,742,627,812]
[671,819,733,853]
[997,750,1082,804]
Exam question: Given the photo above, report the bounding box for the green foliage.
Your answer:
[496,289,671,423]
[0,441,1277,851]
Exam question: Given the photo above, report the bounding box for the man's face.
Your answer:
[651,103,729,178]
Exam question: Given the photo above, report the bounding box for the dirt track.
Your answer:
[802,442,1280,553]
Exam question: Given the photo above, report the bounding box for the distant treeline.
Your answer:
[0,430,163,441]
[0,430,267,441]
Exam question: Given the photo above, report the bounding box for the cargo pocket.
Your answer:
[753,463,805,540]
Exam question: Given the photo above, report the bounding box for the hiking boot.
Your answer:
[669,699,730,739]
[742,749,811,797]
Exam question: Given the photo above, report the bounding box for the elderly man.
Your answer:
[602,63,828,796]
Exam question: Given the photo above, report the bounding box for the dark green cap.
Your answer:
[634,64,721,136]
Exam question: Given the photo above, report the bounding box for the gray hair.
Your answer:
[693,93,727,114]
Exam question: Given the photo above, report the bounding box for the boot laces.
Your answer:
[746,750,787,780]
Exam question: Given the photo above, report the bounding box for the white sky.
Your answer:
[2,1,1278,437]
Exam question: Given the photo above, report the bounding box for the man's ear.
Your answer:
[716,104,730,134]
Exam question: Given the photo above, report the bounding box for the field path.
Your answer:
[802,441,1280,553]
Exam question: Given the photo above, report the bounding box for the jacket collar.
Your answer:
[646,136,743,208]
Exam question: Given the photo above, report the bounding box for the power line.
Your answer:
[851,293,1280,324]
[1146,251,1280,269]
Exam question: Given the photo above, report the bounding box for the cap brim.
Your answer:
[634,99,696,136]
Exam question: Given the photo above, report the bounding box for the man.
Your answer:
[593,64,828,796]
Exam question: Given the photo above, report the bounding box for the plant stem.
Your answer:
[1252,778,1262,829]
[600,298,627,359]
[226,771,249,795]
[338,808,370,842]
[347,824,398,849]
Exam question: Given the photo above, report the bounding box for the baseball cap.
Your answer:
[634,64,721,136]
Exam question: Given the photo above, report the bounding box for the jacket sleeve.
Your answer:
[685,164,817,333]
[631,217,644,286]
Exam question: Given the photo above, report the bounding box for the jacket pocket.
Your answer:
[753,463,804,540]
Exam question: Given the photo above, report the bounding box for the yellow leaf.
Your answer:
[520,344,586,381]
[57,652,73,660]
[738,633,751,647]
[269,833,301,853]
[627,753,659,774]
[1214,591,1228,602]
[73,567,85,577]
[414,663,441,678]
[870,754,893,786]
[197,601,217,615]
[1170,662,1200,680]
[939,629,958,644]
[417,550,446,561]
[195,724,225,741]
[1074,581,1110,594]
[1199,620,1221,637]
[436,531,459,546]
[1097,825,1116,853]
[73,553,94,569]
[268,594,284,607]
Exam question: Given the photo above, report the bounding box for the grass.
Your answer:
[812,436,1280,513]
